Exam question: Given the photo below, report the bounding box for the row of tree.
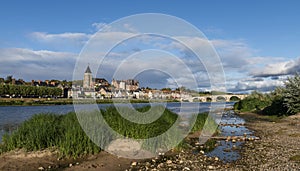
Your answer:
[234,74,300,116]
[0,84,62,98]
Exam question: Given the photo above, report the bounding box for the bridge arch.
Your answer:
[192,97,202,102]
[216,96,226,102]
[230,96,240,101]
[206,97,212,102]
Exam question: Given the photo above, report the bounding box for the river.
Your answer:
[0,102,255,162]
[0,102,233,140]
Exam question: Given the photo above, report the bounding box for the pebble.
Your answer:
[38,166,44,170]
[157,163,164,168]
[131,161,137,166]
[166,160,172,164]
[208,165,214,169]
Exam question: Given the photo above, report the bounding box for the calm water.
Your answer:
[206,110,257,163]
[0,102,232,141]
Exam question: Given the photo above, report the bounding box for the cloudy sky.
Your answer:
[1,1,300,93]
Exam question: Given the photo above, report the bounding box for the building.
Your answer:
[125,79,139,91]
[31,80,58,87]
[111,79,139,91]
[83,65,93,90]
[94,78,110,87]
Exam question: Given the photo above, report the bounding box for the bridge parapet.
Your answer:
[181,94,248,102]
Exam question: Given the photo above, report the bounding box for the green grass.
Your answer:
[0,112,101,158]
[203,139,217,152]
[290,155,300,162]
[100,106,178,139]
[0,106,216,158]
[191,112,217,133]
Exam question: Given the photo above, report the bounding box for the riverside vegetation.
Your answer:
[0,84,62,98]
[0,106,216,159]
[234,73,300,116]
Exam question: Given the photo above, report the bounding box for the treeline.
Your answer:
[0,84,62,98]
[234,74,300,116]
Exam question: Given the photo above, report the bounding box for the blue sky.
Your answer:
[1,1,300,93]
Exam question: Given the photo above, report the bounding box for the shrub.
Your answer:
[234,74,300,116]
[262,97,288,116]
[234,92,272,112]
[283,73,300,115]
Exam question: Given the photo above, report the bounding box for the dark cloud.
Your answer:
[245,78,264,82]
[271,76,279,80]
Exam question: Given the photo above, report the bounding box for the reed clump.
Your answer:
[0,106,214,158]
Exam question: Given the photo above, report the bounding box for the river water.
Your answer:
[0,102,228,140]
[0,102,254,162]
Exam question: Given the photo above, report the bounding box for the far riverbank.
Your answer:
[0,98,180,106]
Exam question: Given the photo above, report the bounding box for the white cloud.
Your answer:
[29,32,91,52]
[0,48,77,80]
[229,78,285,93]
[251,57,300,77]
[30,32,91,42]
[92,22,109,30]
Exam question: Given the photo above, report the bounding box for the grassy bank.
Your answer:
[0,106,214,159]
[0,98,74,106]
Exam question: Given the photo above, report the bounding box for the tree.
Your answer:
[161,88,171,92]
[283,73,300,115]
[5,75,13,84]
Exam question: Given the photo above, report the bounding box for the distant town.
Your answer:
[0,66,247,102]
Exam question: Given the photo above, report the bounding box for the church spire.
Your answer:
[85,65,92,74]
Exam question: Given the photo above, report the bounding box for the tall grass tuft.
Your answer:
[101,106,178,139]
[0,106,217,158]
[0,112,101,158]
[191,112,217,133]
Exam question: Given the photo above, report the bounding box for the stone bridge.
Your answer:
[181,94,248,102]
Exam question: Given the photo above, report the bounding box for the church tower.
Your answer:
[83,65,93,90]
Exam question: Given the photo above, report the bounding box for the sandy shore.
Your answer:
[0,112,299,170]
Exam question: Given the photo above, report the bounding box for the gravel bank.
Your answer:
[128,112,300,171]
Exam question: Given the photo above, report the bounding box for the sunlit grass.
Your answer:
[0,105,215,158]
